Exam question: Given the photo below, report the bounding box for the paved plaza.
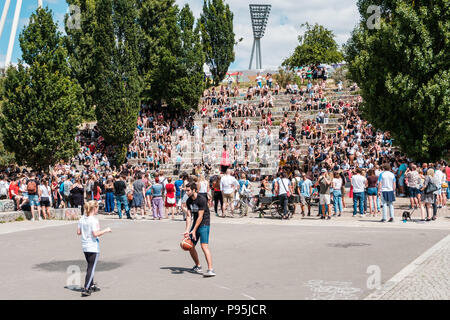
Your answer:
[0,201,449,300]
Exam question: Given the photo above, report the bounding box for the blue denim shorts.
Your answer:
[190,225,210,246]
[28,195,40,207]
[367,187,378,196]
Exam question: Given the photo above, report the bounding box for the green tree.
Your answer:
[199,0,235,86]
[138,1,204,110]
[93,0,143,165]
[64,0,97,120]
[283,22,343,68]
[137,0,178,105]
[0,8,83,171]
[344,0,450,162]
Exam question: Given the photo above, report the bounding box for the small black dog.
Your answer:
[402,210,412,221]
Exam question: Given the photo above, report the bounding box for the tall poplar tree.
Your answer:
[199,0,235,86]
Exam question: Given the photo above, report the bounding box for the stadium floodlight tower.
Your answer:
[0,0,43,68]
[248,4,271,70]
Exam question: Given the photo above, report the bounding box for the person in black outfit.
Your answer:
[70,177,85,215]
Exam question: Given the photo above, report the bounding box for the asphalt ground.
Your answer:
[0,216,448,300]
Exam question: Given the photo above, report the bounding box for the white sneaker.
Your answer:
[203,269,216,277]
[39,217,43,221]
[31,217,35,221]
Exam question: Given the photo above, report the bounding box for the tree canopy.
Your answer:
[283,22,343,68]
[344,0,450,162]
[0,7,84,171]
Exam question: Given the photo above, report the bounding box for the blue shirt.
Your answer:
[151,183,163,197]
[174,180,184,197]
[299,179,313,197]
[398,164,407,177]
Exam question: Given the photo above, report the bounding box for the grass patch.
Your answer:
[15,216,25,222]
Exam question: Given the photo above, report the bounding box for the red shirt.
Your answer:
[9,183,19,199]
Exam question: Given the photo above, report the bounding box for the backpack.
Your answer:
[27,180,37,194]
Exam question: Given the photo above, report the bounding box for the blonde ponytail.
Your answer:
[84,200,98,216]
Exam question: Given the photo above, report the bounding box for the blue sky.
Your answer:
[0,0,360,70]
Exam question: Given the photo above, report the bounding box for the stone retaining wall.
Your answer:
[0,208,81,223]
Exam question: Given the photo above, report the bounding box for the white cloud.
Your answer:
[176,0,360,70]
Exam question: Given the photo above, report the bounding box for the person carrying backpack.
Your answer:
[26,174,41,221]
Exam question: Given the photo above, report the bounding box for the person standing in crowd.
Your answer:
[165,177,176,219]
[332,171,343,217]
[39,178,52,220]
[77,200,112,297]
[184,182,215,277]
[316,169,332,220]
[27,173,41,221]
[104,177,115,215]
[211,171,224,217]
[197,174,209,202]
[397,158,408,197]
[114,175,131,219]
[291,171,302,215]
[220,145,230,174]
[421,168,439,221]
[131,173,146,219]
[275,172,293,219]
[174,175,184,215]
[434,164,445,209]
[405,164,420,211]
[299,172,313,216]
[445,162,450,202]
[238,173,251,216]
[378,163,396,222]
[51,176,62,209]
[151,177,164,220]
[63,175,73,208]
[220,169,238,217]
[351,168,367,217]
[70,177,85,215]
[366,169,379,216]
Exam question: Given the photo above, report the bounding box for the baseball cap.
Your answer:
[321,168,327,173]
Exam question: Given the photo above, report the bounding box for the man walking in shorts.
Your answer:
[184,182,215,277]
[220,169,239,217]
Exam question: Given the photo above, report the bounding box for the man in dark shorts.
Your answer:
[184,182,215,277]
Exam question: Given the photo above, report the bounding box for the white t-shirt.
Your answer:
[333,178,342,190]
[278,178,291,195]
[351,174,367,193]
[434,170,444,186]
[220,175,238,194]
[78,216,100,253]
[378,171,396,192]
[199,181,208,193]
[39,185,51,198]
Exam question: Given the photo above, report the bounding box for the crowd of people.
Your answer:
[0,72,448,222]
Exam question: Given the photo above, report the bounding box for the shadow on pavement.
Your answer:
[34,260,123,272]
[160,266,201,275]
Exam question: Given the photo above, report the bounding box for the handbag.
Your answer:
[167,196,175,204]
[425,181,438,194]
[442,182,448,188]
